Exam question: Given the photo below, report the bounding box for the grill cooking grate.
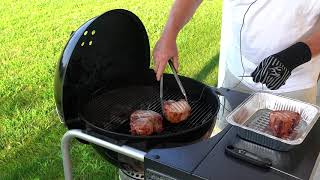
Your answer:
[82,86,215,136]
[244,109,307,140]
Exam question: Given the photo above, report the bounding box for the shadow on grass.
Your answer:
[193,53,220,84]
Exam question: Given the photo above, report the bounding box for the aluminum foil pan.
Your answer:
[226,92,320,151]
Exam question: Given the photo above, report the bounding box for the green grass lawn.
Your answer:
[0,0,222,179]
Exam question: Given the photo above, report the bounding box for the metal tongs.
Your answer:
[160,58,188,114]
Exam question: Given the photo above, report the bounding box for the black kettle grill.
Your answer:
[54,9,221,179]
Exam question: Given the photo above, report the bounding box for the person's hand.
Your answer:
[153,36,179,81]
[251,56,291,90]
[251,42,312,90]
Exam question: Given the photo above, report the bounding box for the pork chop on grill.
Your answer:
[130,110,163,136]
[268,110,301,138]
[163,99,191,123]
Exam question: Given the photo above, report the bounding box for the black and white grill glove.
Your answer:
[251,42,312,90]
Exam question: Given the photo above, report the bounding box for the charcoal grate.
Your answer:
[81,85,215,136]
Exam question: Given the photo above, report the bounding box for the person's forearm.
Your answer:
[301,19,320,60]
[162,0,202,40]
[303,31,320,60]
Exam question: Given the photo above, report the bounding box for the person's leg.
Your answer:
[221,67,318,104]
[221,68,253,93]
[280,86,317,104]
[213,67,253,136]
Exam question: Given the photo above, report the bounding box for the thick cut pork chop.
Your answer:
[163,99,191,123]
[130,110,163,136]
[268,110,301,138]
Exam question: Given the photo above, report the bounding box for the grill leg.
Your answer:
[61,129,146,180]
[61,130,75,180]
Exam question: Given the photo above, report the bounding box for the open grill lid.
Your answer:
[54,9,151,129]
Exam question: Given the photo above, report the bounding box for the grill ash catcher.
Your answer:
[55,9,320,180]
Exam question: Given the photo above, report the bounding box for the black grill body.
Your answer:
[54,9,220,143]
[54,9,220,172]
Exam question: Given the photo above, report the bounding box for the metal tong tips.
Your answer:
[160,58,188,114]
[167,59,188,102]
